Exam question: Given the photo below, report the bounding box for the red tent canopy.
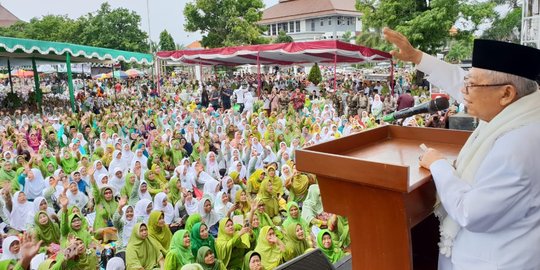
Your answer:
[156,40,392,66]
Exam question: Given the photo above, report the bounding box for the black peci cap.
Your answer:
[472,39,540,81]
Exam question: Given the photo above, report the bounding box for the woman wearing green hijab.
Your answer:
[190,222,216,258]
[59,196,93,248]
[316,229,346,264]
[126,223,165,270]
[0,161,18,190]
[148,210,173,250]
[164,230,195,269]
[215,218,251,270]
[55,149,78,174]
[196,246,227,270]
[242,251,263,270]
[255,180,279,220]
[254,226,285,270]
[90,184,118,231]
[144,170,164,197]
[33,211,60,249]
[282,202,309,235]
[185,214,202,233]
[120,172,136,199]
[283,222,311,261]
[64,238,98,269]
[167,176,184,206]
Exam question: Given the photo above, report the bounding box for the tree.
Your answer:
[308,63,322,86]
[159,30,176,51]
[76,3,149,52]
[482,6,522,43]
[356,0,497,54]
[445,37,474,63]
[184,0,267,48]
[273,30,293,43]
[341,31,354,43]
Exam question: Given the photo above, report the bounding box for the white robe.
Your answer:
[419,53,540,270]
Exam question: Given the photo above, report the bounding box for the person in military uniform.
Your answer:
[346,88,359,118]
[278,89,290,111]
[357,91,369,117]
[331,89,344,116]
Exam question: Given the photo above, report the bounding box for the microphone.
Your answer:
[382,98,450,122]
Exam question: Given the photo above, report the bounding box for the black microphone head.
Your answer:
[429,97,450,112]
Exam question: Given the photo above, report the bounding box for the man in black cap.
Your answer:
[384,27,540,270]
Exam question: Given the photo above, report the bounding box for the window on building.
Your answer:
[283,23,288,33]
[347,17,354,25]
[320,19,324,27]
[337,16,343,25]
[296,21,301,32]
[289,22,294,32]
[311,20,315,31]
[328,17,332,25]
[272,24,277,35]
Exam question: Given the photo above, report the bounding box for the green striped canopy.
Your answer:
[0,36,153,64]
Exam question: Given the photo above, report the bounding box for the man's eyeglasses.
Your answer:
[463,83,510,94]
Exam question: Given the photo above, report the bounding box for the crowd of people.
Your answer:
[0,67,456,270]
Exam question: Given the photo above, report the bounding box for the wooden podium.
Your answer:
[295,126,471,270]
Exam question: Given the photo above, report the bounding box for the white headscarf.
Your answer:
[106,257,126,270]
[205,152,221,180]
[137,180,152,201]
[109,167,125,194]
[198,196,221,227]
[121,143,134,166]
[213,191,233,219]
[10,191,33,231]
[109,150,127,173]
[153,192,175,224]
[120,205,136,247]
[134,199,152,223]
[185,191,199,216]
[1,236,20,260]
[23,168,46,201]
[203,179,220,201]
[130,149,148,171]
[93,160,108,180]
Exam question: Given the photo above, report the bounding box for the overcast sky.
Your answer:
[0,0,279,46]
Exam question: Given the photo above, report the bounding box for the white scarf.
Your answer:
[437,90,540,257]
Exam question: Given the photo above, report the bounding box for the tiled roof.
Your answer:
[261,0,360,24]
[0,4,21,27]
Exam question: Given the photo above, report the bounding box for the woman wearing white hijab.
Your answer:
[121,143,134,166]
[184,190,199,216]
[153,192,175,224]
[93,160,109,180]
[1,236,20,260]
[213,191,233,219]
[109,167,125,195]
[202,178,220,202]
[174,164,196,193]
[135,179,152,202]
[108,150,128,173]
[130,149,148,171]
[371,94,383,119]
[228,160,247,181]
[205,152,221,180]
[21,168,46,201]
[198,195,221,235]
[133,198,153,223]
[10,191,33,231]
[113,202,136,251]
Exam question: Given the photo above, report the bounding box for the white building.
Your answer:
[522,0,540,48]
[260,0,362,42]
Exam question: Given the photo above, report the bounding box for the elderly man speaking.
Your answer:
[384,28,540,270]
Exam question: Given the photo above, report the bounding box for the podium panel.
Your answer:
[296,126,471,270]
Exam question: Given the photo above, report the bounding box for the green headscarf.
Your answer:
[0,161,16,185]
[148,210,172,250]
[190,222,216,257]
[215,218,250,269]
[126,223,163,270]
[64,213,92,247]
[60,152,78,174]
[282,202,309,233]
[242,251,262,270]
[287,174,310,203]
[34,211,61,246]
[316,229,345,263]
[196,246,226,270]
[93,186,118,231]
[283,222,310,261]
[254,226,282,270]
[164,230,195,269]
[120,172,136,198]
[168,176,182,204]
[185,214,202,233]
[255,179,279,218]
[65,242,98,270]
[247,169,264,195]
